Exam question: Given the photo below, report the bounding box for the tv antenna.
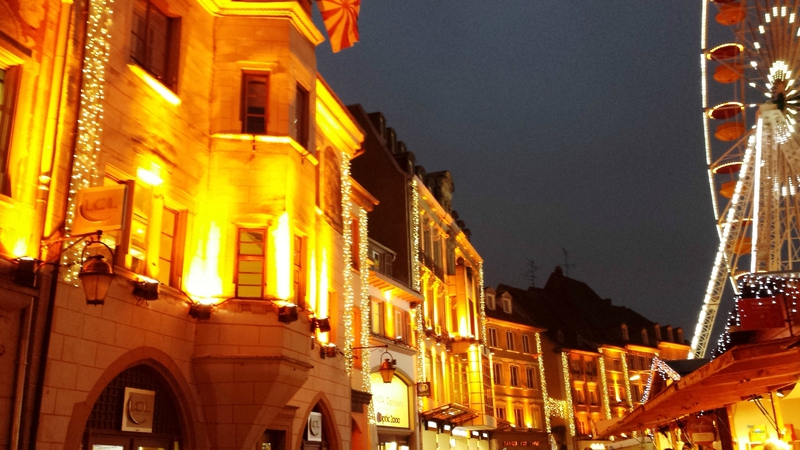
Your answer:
[527,259,539,288]
[562,248,576,277]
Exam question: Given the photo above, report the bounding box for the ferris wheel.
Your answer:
[694,0,800,358]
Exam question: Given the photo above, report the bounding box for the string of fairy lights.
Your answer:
[340,158,354,377]
[560,352,576,436]
[621,354,634,411]
[357,207,375,424]
[62,0,114,280]
[640,356,681,403]
[478,263,487,345]
[599,355,611,419]
[535,333,552,431]
[411,179,421,291]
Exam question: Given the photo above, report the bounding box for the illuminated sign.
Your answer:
[307,411,322,442]
[122,387,155,433]
[452,428,469,438]
[502,441,541,447]
[427,421,438,430]
[370,373,410,428]
[417,382,431,397]
[73,184,127,235]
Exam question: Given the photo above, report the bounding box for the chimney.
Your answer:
[385,128,397,154]
[554,266,563,277]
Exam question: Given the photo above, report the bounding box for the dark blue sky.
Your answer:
[314,2,719,335]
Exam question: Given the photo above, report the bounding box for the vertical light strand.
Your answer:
[535,332,551,432]
[621,353,633,411]
[62,0,114,280]
[478,262,487,345]
[358,207,375,424]
[340,159,354,376]
[415,305,425,411]
[599,356,611,419]
[560,352,575,436]
[411,178,421,291]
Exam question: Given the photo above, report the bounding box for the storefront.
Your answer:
[371,373,415,450]
[492,430,549,450]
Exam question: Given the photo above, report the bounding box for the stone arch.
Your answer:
[63,347,202,449]
[296,392,343,450]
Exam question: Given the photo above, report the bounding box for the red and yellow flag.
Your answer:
[316,0,361,52]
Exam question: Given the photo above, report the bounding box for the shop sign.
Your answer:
[502,441,541,447]
[370,373,410,428]
[738,296,786,330]
[122,387,155,433]
[307,411,322,442]
[73,184,127,236]
[687,415,717,445]
[417,382,431,397]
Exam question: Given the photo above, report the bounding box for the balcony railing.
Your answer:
[419,252,444,280]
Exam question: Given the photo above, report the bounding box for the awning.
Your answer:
[420,403,479,425]
[601,336,800,436]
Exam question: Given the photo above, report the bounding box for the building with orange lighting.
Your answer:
[492,267,691,450]
[483,288,550,449]
[349,106,494,450]
[0,0,393,449]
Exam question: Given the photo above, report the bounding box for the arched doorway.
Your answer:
[301,402,339,450]
[83,364,184,450]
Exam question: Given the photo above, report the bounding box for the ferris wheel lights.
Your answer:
[754,42,761,50]
[781,6,787,17]
[759,25,766,34]
[792,13,796,23]
[766,13,771,22]
[752,61,758,68]
[773,6,778,16]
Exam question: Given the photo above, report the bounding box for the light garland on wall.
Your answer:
[62,0,114,280]
[621,352,633,411]
[340,158,354,377]
[545,397,567,419]
[560,352,576,436]
[599,355,611,419]
[478,262,487,345]
[536,333,552,431]
[358,207,375,424]
[640,356,681,403]
[415,305,425,411]
[411,179,421,291]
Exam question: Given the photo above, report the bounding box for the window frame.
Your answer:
[488,327,498,347]
[292,82,309,149]
[235,228,268,299]
[509,365,519,387]
[506,330,515,351]
[0,65,20,197]
[486,294,495,310]
[525,367,536,389]
[157,204,186,288]
[292,234,307,308]
[493,363,503,386]
[513,407,524,427]
[241,72,269,135]
[129,0,180,89]
[521,334,530,353]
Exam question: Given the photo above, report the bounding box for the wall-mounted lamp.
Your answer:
[378,350,397,383]
[320,343,339,358]
[132,278,160,300]
[278,303,298,323]
[310,317,332,333]
[12,231,115,305]
[188,303,213,320]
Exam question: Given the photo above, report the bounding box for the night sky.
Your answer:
[313,2,719,336]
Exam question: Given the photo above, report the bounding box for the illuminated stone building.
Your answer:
[483,288,549,449]
[348,107,494,450]
[0,0,384,449]
[494,267,690,450]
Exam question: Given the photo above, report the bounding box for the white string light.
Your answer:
[599,355,611,419]
[358,207,375,424]
[560,352,576,436]
[621,354,633,411]
[340,158,354,377]
[536,332,552,431]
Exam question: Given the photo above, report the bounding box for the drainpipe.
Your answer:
[9,298,34,450]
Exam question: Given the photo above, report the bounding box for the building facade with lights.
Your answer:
[493,267,690,450]
[348,106,494,450]
[483,288,550,449]
[0,0,394,449]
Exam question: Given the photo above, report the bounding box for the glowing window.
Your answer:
[236,229,266,298]
[242,73,269,134]
[130,0,179,88]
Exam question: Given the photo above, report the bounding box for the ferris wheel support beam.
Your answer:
[691,121,758,358]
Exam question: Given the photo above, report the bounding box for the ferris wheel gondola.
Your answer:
[694,0,800,358]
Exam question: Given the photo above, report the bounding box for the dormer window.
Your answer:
[667,326,674,342]
[487,294,496,310]
[502,294,512,314]
[654,324,661,341]
[641,329,648,346]
[621,324,629,341]
[676,328,683,343]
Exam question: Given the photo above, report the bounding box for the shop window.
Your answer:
[242,73,269,134]
[293,234,306,308]
[506,331,515,351]
[0,66,19,196]
[522,334,530,353]
[493,363,503,385]
[130,0,180,89]
[236,229,266,298]
[291,82,309,148]
[509,366,519,387]
[488,327,498,347]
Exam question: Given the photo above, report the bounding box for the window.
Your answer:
[488,327,498,347]
[493,363,503,385]
[589,387,598,405]
[641,329,649,345]
[522,334,530,353]
[242,73,268,134]
[667,326,674,342]
[371,299,385,336]
[0,66,19,196]
[530,404,542,429]
[574,386,586,404]
[158,206,183,287]
[677,328,684,343]
[513,407,524,427]
[526,367,537,389]
[632,383,641,402]
[495,404,506,420]
[570,358,582,375]
[506,331,515,351]
[128,182,152,274]
[350,219,359,270]
[502,295,512,313]
[621,324,629,341]
[293,235,306,308]
[291,83,309,148]
[486,293,495,310]
[395,310,404,341]
[654,325,662,341]
[577,419,588,435]
[236,229,266,298]
[612,358,622,371]
[585,360,596,377]
[130,0,178,88]
[509,366,519,387]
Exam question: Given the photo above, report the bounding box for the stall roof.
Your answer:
[600,336,800,436]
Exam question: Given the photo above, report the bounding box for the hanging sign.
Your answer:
[307,411,323,442]
[417,381,431,397]
[370,373,410,428]
[122,387,155,433]
[72,184,127,236]
[687,415,717,446]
